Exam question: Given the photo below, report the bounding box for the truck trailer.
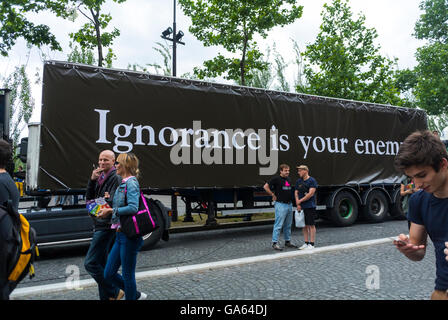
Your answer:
[16,61,427,248]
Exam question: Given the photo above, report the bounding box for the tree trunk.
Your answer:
[91,7,103,67]
[240,36,248,86]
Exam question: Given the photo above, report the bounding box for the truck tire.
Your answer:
[362,190,389,223]
[330,191,358,227]
[141,202,166,250]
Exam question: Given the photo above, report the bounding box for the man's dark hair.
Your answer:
[394,130,448,173]
[0,139,12,169]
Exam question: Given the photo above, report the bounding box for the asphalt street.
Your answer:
[11,218,437,301]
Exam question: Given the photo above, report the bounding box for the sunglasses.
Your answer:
[114,161,120,166]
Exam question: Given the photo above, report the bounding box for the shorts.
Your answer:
[303,207,316,226]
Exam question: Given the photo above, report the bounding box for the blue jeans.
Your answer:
[84,229,118,300]
[104,232,143,300]
[272,201,293,243]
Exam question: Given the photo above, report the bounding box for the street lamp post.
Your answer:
[161,0,185,77]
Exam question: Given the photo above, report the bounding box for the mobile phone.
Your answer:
[394,237,408,245]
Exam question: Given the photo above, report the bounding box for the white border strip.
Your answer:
[11,236,395,298]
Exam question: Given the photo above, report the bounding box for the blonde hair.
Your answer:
[117,152,140,178]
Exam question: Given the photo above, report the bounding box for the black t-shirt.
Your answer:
[0,172,19,211]
[268,175,293,203]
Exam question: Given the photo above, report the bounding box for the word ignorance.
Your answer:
[94,109,400,175]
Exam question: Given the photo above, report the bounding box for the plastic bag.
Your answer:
[295,209,305,228]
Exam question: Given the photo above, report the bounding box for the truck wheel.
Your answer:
[330,191,358,227]
[362,190,388,223]
[141,205,166,250]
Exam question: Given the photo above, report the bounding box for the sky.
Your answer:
[0,0,426,126]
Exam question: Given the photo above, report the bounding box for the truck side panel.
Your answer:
[36,61,427,191]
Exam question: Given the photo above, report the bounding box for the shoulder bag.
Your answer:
[120,185,159,239]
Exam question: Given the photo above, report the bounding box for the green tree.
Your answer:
[146,42,172,76]
[245,43,293,91]
[410,0,448,116]
[244,46,274,89]
[413,42,448,115]
[60,0,125,67]
[2,65,35,150]
[0,0,67,56]
[67,41,97,65]
[414,0,448,43]
[178,0,303,86]
[127,42,172,76]
[297,0,403,105]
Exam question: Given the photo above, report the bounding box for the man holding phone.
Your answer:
[84,150,122,300]
[394,130,448,300]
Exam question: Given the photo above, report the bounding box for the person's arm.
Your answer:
[295,190,301,211]
[116,178,139,216]
[98,178,139,219]
[394,192,427,261]
[394,223,427,261]
[400,183,413,197]
[263,182,277,202]
[86,179,97,201]
[297,187,316,204]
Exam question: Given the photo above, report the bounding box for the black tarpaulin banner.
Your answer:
[37,61,427,190]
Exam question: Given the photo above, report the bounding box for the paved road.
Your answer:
[11,218,437,300]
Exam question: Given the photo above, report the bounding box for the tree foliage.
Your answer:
[0,0,66,56]
[2,65,35,150]
[408,0,448,116]
[413,42,448,115]
[178,0,303,86]
[414,0,448,43]
[60,0,125,67]
[147,42,172,76]
[67,41,97,65]
[297,0,403,105]
[0,0,123,67]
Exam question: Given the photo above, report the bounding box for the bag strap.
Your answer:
[124,184,127,205]
[123,177,140,209]
[139,192,155,227]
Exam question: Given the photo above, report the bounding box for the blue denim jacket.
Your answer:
[111,176,140,224]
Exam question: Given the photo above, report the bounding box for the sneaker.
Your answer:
[138,291,148,300]
[284,241,297,248]
[307,244,315,250]
[272,242,283,251]
[298,243,309,250]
